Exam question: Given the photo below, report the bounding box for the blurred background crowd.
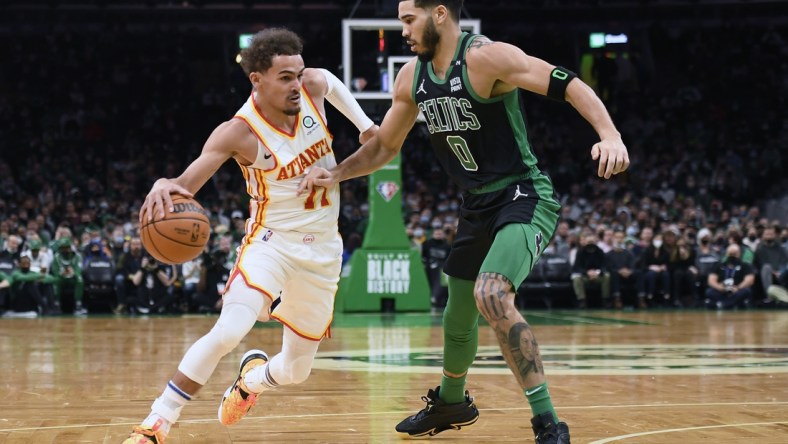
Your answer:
[0,1,786,316]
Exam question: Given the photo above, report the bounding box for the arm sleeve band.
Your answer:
[546,66,578,101]
[318,68,374,132]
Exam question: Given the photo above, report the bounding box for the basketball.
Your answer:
[140,194,210,264]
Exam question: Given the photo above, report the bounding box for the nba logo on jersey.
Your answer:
[262,230,274,242]
[376,182,400,202]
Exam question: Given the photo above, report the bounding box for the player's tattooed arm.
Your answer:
[467,36,495,51]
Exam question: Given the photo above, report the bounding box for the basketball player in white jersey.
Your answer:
[122,28,377,444]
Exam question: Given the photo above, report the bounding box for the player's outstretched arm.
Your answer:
[141,120,244,221]
[306,68,380,144]
[475,41,629,179]
[298,60,420,195]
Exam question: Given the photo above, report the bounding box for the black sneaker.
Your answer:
[531,412,571,444]
[395,386,479,438]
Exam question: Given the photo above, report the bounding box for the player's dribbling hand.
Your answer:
[141,178,194,222]
[591,137,630,179]
[297,167,336,196]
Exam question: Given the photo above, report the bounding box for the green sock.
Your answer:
[439,373,467,404]
[524,382,558,423]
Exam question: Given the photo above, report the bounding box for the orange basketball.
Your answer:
[140,194,210,264]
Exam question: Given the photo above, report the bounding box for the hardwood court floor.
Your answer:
[1,310,787,443]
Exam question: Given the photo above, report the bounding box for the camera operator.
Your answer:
[195,245,232,314]
[132,254,178,314]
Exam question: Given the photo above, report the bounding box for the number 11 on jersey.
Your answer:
[304,187,330,210]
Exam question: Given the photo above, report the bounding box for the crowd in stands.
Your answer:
[0,19,786,316]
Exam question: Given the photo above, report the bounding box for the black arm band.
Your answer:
[546,66,578,101]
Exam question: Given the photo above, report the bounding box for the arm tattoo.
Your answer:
[468,37,494,51]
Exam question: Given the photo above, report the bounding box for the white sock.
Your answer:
[243,362,279,394]
[145,381,192,433]
[242,328,320,393]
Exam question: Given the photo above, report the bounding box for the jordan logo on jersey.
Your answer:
[512,184,528,201]
[417,79,427,95]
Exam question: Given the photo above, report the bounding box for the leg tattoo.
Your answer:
[475,272,510,322]
[507,322,544,381]
[475,272,546,388]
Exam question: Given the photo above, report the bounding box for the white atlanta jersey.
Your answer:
[233,89,338,236]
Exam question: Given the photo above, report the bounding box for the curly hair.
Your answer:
[239,28,303,76]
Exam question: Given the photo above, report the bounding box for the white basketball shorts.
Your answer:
[224,226,343,340]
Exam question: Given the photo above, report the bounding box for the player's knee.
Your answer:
[444,324,474,343]
[472,276,516,319]
[472,285,493,317]
[212,323,246,355]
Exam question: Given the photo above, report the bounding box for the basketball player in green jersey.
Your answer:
[299,1,629,442]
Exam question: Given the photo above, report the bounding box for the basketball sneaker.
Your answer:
[531,412,571,444]
[218,349,269,426]
[121,422,167,444]
[395,386,479,438]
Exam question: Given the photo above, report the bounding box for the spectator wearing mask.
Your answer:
[108,226,128,263]
[196,247,232,314]
[50,237,87,315]
[695,228,720,293]
[82,238,111,268]
[742,226,760,252]
[639,232,671,308]
[571,233,611,308]
[705,244,755,310]
[8,255,56,315]
[133,255,179,314]
[605,231,638,309]
[666,227,698,307]
[114,236,144,314]
[410,226,427,250]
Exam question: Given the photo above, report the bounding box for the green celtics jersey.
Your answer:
[411,32,539,192]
